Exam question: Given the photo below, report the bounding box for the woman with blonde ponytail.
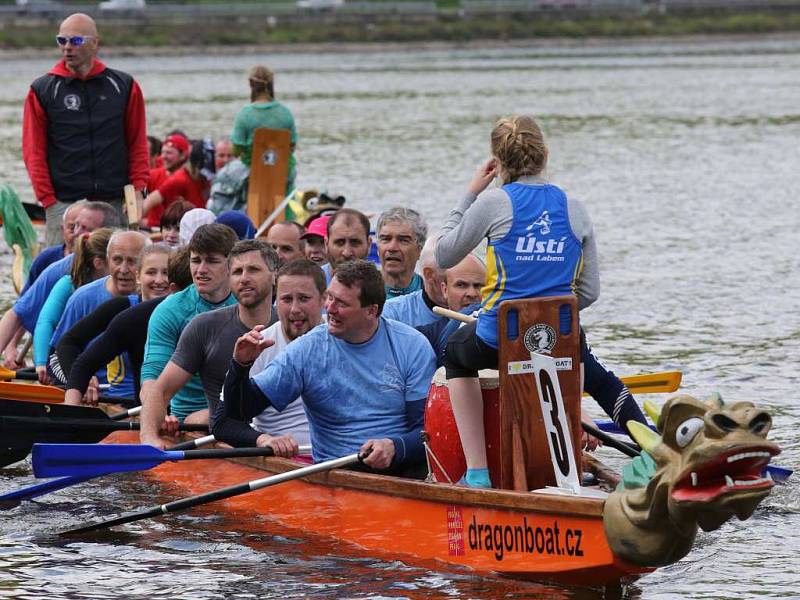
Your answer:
[32,227,113,383]
[435,115,600,488]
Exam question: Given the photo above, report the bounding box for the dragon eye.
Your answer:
[675,417,705,447]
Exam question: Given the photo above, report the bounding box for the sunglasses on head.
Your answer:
[56,35,94,47]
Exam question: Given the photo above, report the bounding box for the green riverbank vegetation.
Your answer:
[1,7,800,47]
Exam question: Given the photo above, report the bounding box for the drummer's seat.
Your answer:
[491,296,582,491]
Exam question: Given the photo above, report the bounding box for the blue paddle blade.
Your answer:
[0,475,89,507]
[595,420,656,435]
[32,444,184,478]
[768,465,792,484]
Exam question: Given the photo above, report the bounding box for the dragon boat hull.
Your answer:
[108,429,649,586]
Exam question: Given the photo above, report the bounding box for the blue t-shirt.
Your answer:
[141,285,237,420]
[20,244,64,295]
[13,254,73,332]
[52,277,113,344]
[252,317,436,462]
[382,290,438,328]
[321,263,332,285]
[49,276,135,398]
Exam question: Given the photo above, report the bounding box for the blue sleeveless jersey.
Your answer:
[477,183,583,348]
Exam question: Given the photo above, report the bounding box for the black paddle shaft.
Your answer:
[581,421,640,458]
[0,416,208,434]
[62,453,362,536]
[182,447,276,460]
[0,414,209,458]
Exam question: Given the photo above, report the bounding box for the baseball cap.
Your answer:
[180,208,216,245]
[216,210,256,240]
[163,134,190,155]
[300,215,330,241]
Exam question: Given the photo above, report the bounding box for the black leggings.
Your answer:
[443,321,498,379]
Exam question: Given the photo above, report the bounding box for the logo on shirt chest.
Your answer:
[379,364,403,394]
[63,94,81,111]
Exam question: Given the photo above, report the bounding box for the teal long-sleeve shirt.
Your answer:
[33,275,74,366]
[140,284,236,420]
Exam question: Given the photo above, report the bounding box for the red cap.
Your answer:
[300,215,330,241]
[163,134,190,155]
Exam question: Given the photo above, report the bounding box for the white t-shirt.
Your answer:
[250,321,311,445]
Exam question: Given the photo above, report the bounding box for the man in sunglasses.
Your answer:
[22,13,149,246]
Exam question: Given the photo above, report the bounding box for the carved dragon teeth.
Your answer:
[726,451,771,463]
[731,476,772,487]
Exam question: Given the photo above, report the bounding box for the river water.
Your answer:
[0,35,798,598]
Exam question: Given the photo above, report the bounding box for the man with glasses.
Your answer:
[22,12,148,246]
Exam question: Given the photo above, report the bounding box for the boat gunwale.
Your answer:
[217,452,606,518]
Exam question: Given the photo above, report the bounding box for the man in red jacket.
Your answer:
[22,13,149,246]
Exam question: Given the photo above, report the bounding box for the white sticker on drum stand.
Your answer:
[507,357,572,374]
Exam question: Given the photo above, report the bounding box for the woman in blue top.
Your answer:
[436,115,600,488]
[33,227,113,384]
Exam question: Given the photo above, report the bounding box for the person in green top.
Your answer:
[231,65,297,194]
[139,223,238,442]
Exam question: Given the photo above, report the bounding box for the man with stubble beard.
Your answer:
[213,259,327,454]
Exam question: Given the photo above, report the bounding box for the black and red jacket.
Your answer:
[22,59,149,208]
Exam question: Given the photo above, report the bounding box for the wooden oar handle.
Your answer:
[124,184,139,231]
[432,306,476,323]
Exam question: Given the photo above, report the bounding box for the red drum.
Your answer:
[424,367,502,485]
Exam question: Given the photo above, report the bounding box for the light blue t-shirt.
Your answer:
[52,277,112,344]
[252,317,436,463]
[141,284,236,420]
[321,262,332,285]
[13,254,73,332]
[50,276,136,399]
[382,290,439,328]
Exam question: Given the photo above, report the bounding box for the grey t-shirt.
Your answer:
[171,305,276,425]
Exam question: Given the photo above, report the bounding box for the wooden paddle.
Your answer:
[34,442,313,478]
[0,365,39,381]
[0,435,217,508]
[124,184,139,231]
[0,380,135,406]
[430,307,682,395]
[61,452,363,536]
[247,128,291,230]
[255,187,297,238]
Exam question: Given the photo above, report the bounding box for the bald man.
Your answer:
[23,13,149,246]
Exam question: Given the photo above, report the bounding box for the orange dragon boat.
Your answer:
[84,296,779,587]
[3,296,780,588]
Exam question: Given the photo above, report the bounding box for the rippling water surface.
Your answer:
[0,35,798,599]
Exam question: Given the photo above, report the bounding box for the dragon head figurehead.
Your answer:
[603,393,780,567]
